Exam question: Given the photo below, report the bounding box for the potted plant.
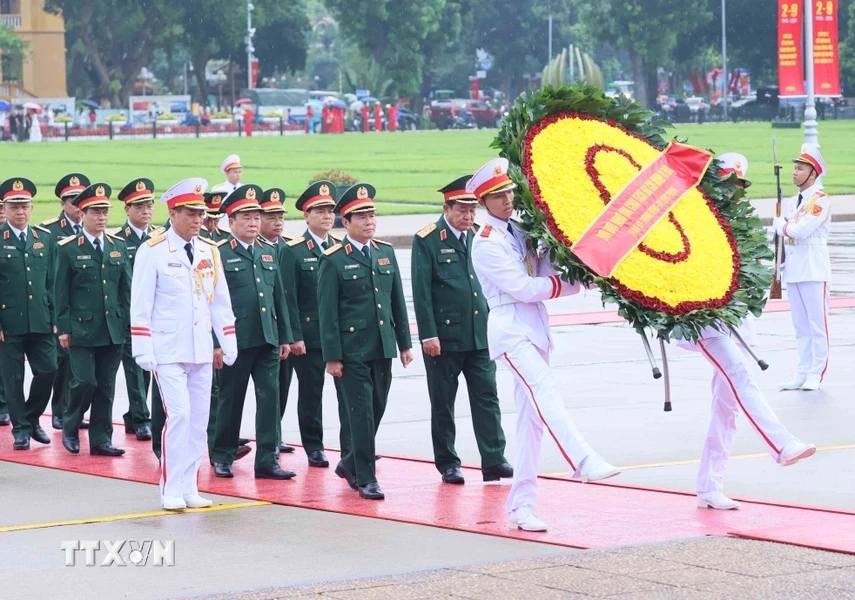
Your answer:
[262,111,282,124]
[156,113,180,124]
[53,114,73,129]
[210,111,232,125]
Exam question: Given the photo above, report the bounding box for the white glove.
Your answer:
[135,354,157,372]
[223,351,238,366]
[772,216,786,236]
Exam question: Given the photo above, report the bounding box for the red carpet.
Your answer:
[3,416,854,553]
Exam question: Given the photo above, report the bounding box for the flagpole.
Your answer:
[803,0,818,144]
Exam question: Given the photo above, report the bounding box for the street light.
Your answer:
[246,2,256,90]
[803,0,818,144]
[139,67,154,98]
[721,0,727,119]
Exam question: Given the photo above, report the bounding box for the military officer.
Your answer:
[279,181,348,468]
[468,158,620,532]
[318,184,413,499]
[216,155,242,229]
[55,183,131,457]
[0,195,7,426]
[210,185,295,480]
[131,178,237,510]
[0,178,57,448]
[412,176,512,484]
[41,172,90,430]
[773,144,832,391]
[200,190,231,242]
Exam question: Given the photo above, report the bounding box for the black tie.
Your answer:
[141,229,149,243]
[459,232,466,248]
[73,224,80,235]
[361,245,370,260]
[247,243,254,257]
[93,237,103,258]
[18,231,26,247]
[321,239,330,250]
[184,242,193,264]
[797,193,803,207]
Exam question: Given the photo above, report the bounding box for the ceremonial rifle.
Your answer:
[770,137,784,299]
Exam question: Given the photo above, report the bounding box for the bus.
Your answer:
[238,88,310,122]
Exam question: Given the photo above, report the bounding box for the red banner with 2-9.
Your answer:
[778,0,805,97]
[813,0,840,97]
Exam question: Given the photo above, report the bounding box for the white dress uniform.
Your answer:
[216,154,241,229]
[130,178,237,509]
[468,159,619,526]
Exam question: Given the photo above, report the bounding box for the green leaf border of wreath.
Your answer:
[492,83,773,342]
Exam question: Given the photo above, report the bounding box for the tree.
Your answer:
[841,0,855,93]
[0,25,28,83]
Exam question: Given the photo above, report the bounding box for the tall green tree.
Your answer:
[0,25,28,83]
[840,0,855,92]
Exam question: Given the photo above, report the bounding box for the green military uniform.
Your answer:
[0,178,58,448]
[111,178,162,438]
[318,184,412,493]
[41,173,91,427]
[411,176,508,478]
[55,183,132,454]
[210,185,294,477]
[0,198,7,425]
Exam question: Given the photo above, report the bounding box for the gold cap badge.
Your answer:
[194,184,203,193]
[136,180,146,192]
[96,185,106,197]
[493,165,503,176]
[12,180,23,191]
[357,186,368,199]
[271,191,280,202]
[70,176,80,186]
[247,188,257,200]
[319,184,330,196]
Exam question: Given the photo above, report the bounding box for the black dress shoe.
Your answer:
[235,445,252,461]
[213,462,234,478]
[31,426,51,444]
[359,482,385,500]
[255,464,296,480]
[13,435,29,450]
[238,437,250,446]
[154,449,161,461]
[307,449,329,468]
[62,435,80,454]
[79,419,90,429]
[442,466,465,484]
[51,415,62,430]
[279,443,295,453]
[135,425,152,441]
[0,413,10,426]
[482,462,514,482]
[335,461,358,490]
[375,454,381,460]
[90,442,125,456]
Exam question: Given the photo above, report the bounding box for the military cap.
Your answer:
[118,178,155,204]
[221,154,242,173]
[717,153,751,189]
[74,183,112,210]
[296,180,336,212]
[221,184,263,216]
[334,183,376,216]
[465,158,516,199]
[162,178,208,211]
[792,143,827,177]
[438,175,477,204]
[55,173,90,200]
[204,190,226,217]
[260,188,287,213]
[0,177,37,203]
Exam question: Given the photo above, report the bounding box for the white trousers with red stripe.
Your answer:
[695,329,796,494]
[500,342,594,514]
[787,281,830,381]
[154,362,213,500]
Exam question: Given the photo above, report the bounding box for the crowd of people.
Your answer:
[0,144,830,528]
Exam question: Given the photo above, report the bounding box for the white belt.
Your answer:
[785,237,826,246]
[486,293,518,309]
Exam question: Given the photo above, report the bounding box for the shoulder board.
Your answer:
[813,191,828,199]
[216,239,229,247]
[280,234,293,243]
[105,232,122,242]
[219,225,231,233]
[416,223,437,238]
[479,224,493,238]
[472,222,482,231]
[197,236,217,246]
[34,225,51,234]
[330,234,341,243]
[149,226,166,237]
[323,243,342,256]
[40,217,60,226]
[287,237,306,247]
[257,237,275,247]
[106,227,122,236]
[146,234,166,247]
[58,235,78,246]
[373,238,393,246]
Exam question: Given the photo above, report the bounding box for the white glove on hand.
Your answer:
[135,354,157,372]
[772,216,786,236]
[223,352,238,366]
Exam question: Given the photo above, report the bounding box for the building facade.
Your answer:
[1,0,67,98]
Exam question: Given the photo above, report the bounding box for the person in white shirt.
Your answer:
[216,155,242,229]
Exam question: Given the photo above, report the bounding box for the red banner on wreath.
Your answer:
[778,0,806,97]
[571,142,713,278]
[813,0,840,96]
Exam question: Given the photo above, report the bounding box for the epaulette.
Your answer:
[198,236,217,246]
[219,225,231,233]
[280,234,293,243]
[323,243,342,256]
[106,227,122,236]
[287,237,305,247]
[373,238,393,246]
[472,222,482,231]
[106,232,122,242]
[416,223,436,238]
[40,217,60,226]
[146,234,166,247]
[216,239,229,247]
[257,236,275,247]
[34,225,51,234]
[479,225,493,238]
[149,227,166,238]
[330,234,341,243]
[58,235,78,246]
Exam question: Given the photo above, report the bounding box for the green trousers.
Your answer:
[291,349,338,453]
[212,344,280,469]
[50,345,71,417]
[338,358,392,487]
[0,333,56,438]
[0,368,7,416]
[120,340,151,428]
[276,354,294,444]
[423,348,507,473]
[63,344,122,447]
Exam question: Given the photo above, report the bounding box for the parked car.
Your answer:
[730,97,778,122]
[429,98,501,129]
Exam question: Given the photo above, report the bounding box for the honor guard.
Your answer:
[200,190,231,242]
[55,183,131,457]
[112,178,162,442]
[773,144,831,391]
[41,172,90,430]
[209,185,295,480]
[0,178,57,449]
[411,176,512,484]
[130,178,237,510]
[317,184,413,499]
[468,158,620,532]
[217,154,242,229]
[278,181,347,468]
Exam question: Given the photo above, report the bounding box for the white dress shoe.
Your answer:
[183,494,213,508]
[780,376,807,390]
[697,491,740,510]
[778,440,817,466]
[161,496,187,511]
[508,506,548,532]
[573,454,621,483]
[801,378,821,390]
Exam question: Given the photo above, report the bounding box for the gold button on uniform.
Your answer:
[261,307,267,312]
[28,295,33,300]
[377,304,381,308]
[305,317,311,322]
[103,279,107,284]
[474,310,479,315]
[445,319,450,325]
[256,278,261,282]
[349,327,354,332]
[473,292,478,297]
[259,293,264,297]
[379,320,384,325]
[352,275,357,280]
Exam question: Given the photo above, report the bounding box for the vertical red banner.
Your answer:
[813,0,840,96]
[778,0,806,96]
[251,58,260,89]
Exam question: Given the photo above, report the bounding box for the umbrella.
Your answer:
[235,98,253,105]
[80,99,99,109]
[329,99,347,109]
[23,102,42,112]
[0,100,10,112]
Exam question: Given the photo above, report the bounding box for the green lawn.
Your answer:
[2,120,853,226]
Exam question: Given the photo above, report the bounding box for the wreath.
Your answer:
[493,84,772,342]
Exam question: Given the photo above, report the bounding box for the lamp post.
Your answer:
[246,2,256,90]
[803,0,818,144]
[721,0,727,119]
[215,70,227,110]
[139,67,153,98]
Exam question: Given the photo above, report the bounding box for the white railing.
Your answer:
[0,15,23,28]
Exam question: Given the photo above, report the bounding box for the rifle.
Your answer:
[770,137,784,300]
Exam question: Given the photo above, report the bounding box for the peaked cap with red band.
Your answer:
[716,153,751,189]
[792,143,827,177]
[260,188,287,213]
[334,183,376,216]
[296,180,337,212]
[73,182,113,210]
[162,177,208,211]
[118,178,155,204]
[221,184,263,216]
[0,177,37,203]
[221,154,242,174]
[465,157,517,199]
[55,173,91,200]
[438,174,477,204]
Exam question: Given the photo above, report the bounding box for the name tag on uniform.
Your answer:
[261,255,274,263]
[344,264,360,270]
[2,245,16,250]
[77,255,91,260]
[377,258,391,266]
[226,258,241,264]
[440,248,456,254]
[303,257,318,263]
[168,262,182,267]
[109,251,121,258]
[126,245,137,251]
[33,242,44,249]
